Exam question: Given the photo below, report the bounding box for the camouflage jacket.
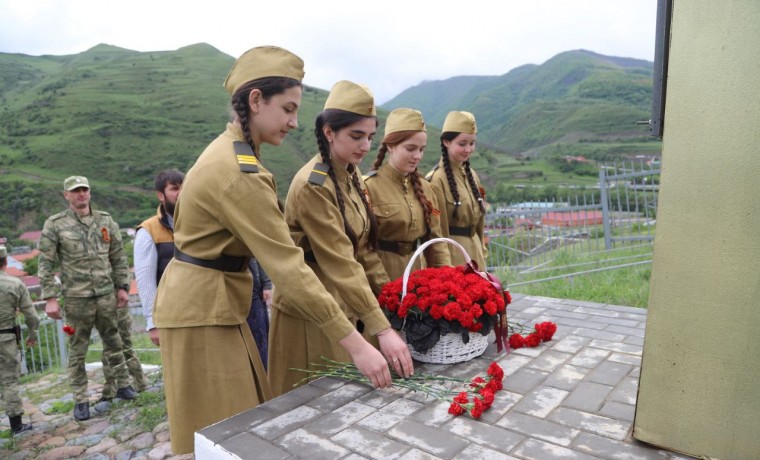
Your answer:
[0,270,39,341]
[38,207,130,299]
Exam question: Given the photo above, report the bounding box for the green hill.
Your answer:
[0,45,660,242]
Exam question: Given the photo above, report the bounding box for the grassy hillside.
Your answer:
[0,45,660,242]
[384,50,657,155]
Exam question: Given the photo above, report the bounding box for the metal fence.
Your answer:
[486,161,659,285]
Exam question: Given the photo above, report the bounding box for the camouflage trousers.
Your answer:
[0,334,23,416]
[102,306,148,399]
[64,293,130,403]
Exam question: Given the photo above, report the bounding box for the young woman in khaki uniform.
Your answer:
[426,111,489,269]
[269,81,414,397]
[364,108,451,280]
[153,49,398,455]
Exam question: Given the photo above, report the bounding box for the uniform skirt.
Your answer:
[268,306,352,398]
[160,324,271,454]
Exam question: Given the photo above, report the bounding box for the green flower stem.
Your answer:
[292,357,472,400]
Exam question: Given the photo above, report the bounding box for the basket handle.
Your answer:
[402,237,473,297]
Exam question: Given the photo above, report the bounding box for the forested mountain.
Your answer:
[0,45,659,241]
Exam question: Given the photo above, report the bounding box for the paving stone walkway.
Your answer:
[197,294,695,460]
[0,363,191,460]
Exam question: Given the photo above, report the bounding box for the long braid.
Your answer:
[371,145,387,171]
[315,115,360,255]
[349,168,379,250]
[441,141,461,218]
[464,161,486,213]
[409,171,433,240]
[232,93,257,157]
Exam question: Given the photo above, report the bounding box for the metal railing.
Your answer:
[486,161,659,284]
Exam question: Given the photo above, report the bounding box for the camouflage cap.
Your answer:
[64,176,90,191]
[442,111,477,134]
[384,108,426,138]
[223,46,305,95]
[324,80,376,116]
[0,245,6,258]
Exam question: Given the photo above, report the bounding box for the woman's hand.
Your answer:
[377,328,414,378]
[339,330,393,388]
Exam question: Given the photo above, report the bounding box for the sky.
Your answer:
[0,0,658,104]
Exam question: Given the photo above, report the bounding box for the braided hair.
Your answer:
[231,77,302,159]
[440,131,485,218]
[373,131,434,239]
[315,109,379,254]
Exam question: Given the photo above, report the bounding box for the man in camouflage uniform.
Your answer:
[38,176,137,422]
[0,245,39,434]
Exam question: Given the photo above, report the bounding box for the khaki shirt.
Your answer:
[38,208,129,299]
[364,164,451,280]
[0,270,39,341]
[426,158,488,268]
[277,155,390,337]
[154,125,356,343]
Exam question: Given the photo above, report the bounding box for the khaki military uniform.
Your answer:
[101,306,148,398]
[268,155,392,397]
[0,270,39,417]
[426,158,488,268]
[154,124,357,454]
[364,164,451,280]
[37,208,132,403]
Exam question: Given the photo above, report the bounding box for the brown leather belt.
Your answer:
[174,248,248,272]
[449,226,475,237]
[378,239,419,256]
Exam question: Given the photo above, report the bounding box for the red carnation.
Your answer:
[487,362,504,381]
[63,325,76,336]
[486,377,503,392]
[448,402,466,416]
[479,388,495,408]
[453,391,469,404]
[470,376,486,389]
[525,332,542,347]
[535,321,557,342]
[508,333,525,349]
[470,397,485,419]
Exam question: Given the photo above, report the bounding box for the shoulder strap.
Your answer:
[308,162,330,186]
[233,141,259,173]
[424,164,439,182]
[362,169,378,181]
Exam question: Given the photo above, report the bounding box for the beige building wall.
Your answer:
[634,1,760,458]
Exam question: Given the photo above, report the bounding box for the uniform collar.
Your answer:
[378,163,409,185]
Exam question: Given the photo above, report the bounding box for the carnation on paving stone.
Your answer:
[295,358,506,420]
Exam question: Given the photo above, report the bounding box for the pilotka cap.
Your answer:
[442,111,477,134]
[323,80,376,116]
[64,176,90,191]
[384,108,426,138]
[223,46,305,95]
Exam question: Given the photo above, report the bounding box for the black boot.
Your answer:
[9,415,33,434]
[116,385,137,400]
[73,402,90,421]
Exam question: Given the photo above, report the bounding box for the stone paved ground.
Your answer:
[0,364,192,460]
[197,295,698,459]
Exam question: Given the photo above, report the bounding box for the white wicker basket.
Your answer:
[402,329,489,364]
[399,237,490,364]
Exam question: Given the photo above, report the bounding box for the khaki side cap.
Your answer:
[223,46,305,95]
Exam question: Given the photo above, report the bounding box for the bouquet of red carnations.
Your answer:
[377,238,511,360]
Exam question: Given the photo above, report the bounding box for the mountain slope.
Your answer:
[0,45,658,238]
[383,50,654,154]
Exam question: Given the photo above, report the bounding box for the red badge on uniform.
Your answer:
[478,187,487,199]
[101,227,110,242]
[432,207,441,216]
